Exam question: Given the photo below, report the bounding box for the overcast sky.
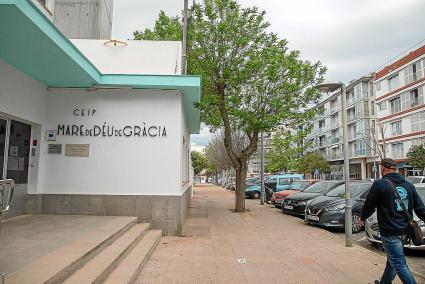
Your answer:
[112,0,425,146]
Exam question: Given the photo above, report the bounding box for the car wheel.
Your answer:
[252,191,260,199]
[352,213,363,233]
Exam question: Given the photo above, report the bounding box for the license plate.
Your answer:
[284,205,293,210]
[307,215,320,221]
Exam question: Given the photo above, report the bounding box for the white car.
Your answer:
[365,185,425,250]
[406,176,425,185]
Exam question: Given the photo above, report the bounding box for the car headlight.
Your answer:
[418,220,425,227]
[298,201,307,206]
[326,204,345,211]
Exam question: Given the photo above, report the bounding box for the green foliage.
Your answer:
[266,128,312,173]
[133,11,181,41]
[298,152,330,175]
[407,144,425,172]
[133,0,326,211]
[191,151,208,175]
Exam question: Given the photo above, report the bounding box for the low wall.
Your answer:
[25,186,192,236]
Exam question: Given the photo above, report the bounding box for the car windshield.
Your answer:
[406,177,423,184]
[289,181,311,190]
[416,187,425,202]
[325,183,371,198]
[303,181,341,194]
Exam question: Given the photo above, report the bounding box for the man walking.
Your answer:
[360,158,425,284]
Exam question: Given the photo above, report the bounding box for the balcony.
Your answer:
[331,137,340,144]
[330,152,343,160]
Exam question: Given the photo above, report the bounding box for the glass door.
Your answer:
[0,118,7,179]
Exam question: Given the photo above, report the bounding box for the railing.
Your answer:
[377,39,425,72]
[0,179,15,235]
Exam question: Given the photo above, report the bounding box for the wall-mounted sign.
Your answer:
[65,144,90,157]
[57,123,167,138]
[48,144,62,154]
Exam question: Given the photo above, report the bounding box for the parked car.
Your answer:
[246,177,259,187]
[406,176,425,185]
[365,184,425,250]
[281,181,344,216]
[271,180,319,207]
[305,181,372,233]
[245,174,304,199]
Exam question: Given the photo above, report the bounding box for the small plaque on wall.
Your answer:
[65,144,90,157]
[48,144,62,154]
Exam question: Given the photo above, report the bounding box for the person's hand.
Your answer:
[358,218,365,227]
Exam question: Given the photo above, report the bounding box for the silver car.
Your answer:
[365,184,425,250]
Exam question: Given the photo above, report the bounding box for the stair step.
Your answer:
[64,223,151,284]
[103,230,162,284]
[5,216,138,284]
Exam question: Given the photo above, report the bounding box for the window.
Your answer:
[370,101,375,115]
[354,83,362,101]
[401,92,411,111]
[411,111,425,132]
[390,120,402,136]
[411,89,419,107]
[388,74,399,92]
[404,60,422,85]
[278,178,290,185]
[376,81,381,91]
[390,96,401,113]
[412,137,425,146]
[355,140,366,156]
[392,143,404,159]
[378,101,387,111]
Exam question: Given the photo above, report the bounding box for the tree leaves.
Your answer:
[407,144,425,172]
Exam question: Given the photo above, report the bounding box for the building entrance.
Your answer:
[0,117,31,217]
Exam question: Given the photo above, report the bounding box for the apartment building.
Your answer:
[374,43,425,176]
[306,75,378,180]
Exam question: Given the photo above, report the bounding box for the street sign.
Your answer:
[372,165,378,173]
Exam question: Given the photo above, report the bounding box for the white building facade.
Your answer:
[306,75,378,180]
[0,1,201,235]
[374,43,425,176]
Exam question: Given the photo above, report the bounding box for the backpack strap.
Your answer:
[386,179,414,222]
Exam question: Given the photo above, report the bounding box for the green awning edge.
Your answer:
[0,0,201,134]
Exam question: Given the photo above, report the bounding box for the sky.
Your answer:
[111,0,425,147]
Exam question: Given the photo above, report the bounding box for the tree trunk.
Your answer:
[234,163,248,212]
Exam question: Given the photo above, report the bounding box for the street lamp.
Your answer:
[317,82,352,247]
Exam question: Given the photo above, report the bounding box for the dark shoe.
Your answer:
[374,280,380,284]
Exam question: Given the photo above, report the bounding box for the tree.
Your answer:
[133,11,181,41]
[407,144,425,174]
[298,152,330,176]
[191,151,208,175]
[134,0,325,211]
[266,127,312,173]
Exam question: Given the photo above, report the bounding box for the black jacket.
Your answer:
[361,173,425,236]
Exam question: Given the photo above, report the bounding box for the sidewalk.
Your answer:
[137,185,406,284]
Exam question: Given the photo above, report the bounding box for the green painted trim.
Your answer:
[0,0,202,133]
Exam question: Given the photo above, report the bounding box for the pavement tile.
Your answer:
[136,186,411,283]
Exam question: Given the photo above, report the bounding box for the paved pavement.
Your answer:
[137,185,422,284]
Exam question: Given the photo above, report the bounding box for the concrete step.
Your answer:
[6,216,138,284]
[63,223,151,284]
[103,230,162,284]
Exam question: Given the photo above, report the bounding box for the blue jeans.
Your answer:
[379,234,416,284]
